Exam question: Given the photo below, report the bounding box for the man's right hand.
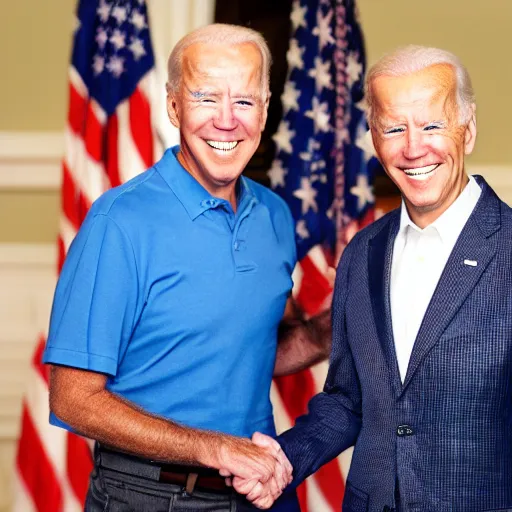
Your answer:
[216,435,278,484]
[219,432,293,509]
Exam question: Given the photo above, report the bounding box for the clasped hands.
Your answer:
[218,432,293,509]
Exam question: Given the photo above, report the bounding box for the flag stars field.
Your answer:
[350,174,374,211]
[287,38,306,70]
[290,0,308,31]
[346,51,363,87]
[294,177,319,214]
[273,120,296,154]
[267,160,288,189]
[281,82,301,113]
[308,57,333,93]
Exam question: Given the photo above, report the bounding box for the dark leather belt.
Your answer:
[96,444,229,494]
[158,466,229,493]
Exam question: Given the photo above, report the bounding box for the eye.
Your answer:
[424,124,441,131]
[384,127,404,135]
[236,100,253,107]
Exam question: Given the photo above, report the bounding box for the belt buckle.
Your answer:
[182,473,199,497]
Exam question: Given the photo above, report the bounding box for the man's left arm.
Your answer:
[274,297,332,376]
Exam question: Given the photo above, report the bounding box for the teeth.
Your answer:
[206,140,238,151]
[404,164,438,179]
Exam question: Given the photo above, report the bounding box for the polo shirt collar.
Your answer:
[155,146,258,220]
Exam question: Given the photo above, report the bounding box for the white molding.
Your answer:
[0,132,63,190]
[0,242,56,444]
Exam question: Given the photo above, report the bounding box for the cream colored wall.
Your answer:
[1,0,72,131]
[358,0,512,166]
[0,0,70,245]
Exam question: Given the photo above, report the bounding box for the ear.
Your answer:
[369,126,382,160]
[464,103,477,155]
[260,91,271,132]
[167,94,180,129]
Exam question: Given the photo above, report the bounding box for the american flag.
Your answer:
[13,1,160,510]
[270,1,379,510]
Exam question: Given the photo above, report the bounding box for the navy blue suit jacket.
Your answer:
[279,176,512,512]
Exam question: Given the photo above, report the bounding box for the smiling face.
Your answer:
[370,64,477,228]
[167,42,269,205]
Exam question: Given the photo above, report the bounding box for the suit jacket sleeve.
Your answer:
[277,240,362,487]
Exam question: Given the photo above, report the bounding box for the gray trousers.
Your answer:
[85,444,300,512]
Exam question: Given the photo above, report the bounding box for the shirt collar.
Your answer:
[398,175,482,245]
[155,146,258,220]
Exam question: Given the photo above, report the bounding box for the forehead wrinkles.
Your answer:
[180,43,263,97]
[373,65,459,126]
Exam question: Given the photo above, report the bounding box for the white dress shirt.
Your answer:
[390,176,482,382]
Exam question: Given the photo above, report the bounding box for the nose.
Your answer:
[213,99,237,130]
[403,130,427,160]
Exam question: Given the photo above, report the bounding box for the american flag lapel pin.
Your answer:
[464,259,478,267]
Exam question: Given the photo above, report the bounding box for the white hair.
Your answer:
[365,45,475,125]
[166,23,272,100]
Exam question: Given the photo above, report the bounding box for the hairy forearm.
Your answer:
[49,366,224,468]
[274,308,332,376]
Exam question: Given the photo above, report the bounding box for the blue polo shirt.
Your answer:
[43,146,296,438]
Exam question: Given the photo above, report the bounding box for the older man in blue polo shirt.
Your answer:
[44,23,331,511]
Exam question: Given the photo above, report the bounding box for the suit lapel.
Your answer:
[368,212,402,397]
[402,177,501,392]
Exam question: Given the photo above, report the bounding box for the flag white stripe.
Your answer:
[60,216,79,254]
[11,474,37,512]
[270,381,294,434]
[307,473,334,512]
[69,66,88,99]
[116,100,147,183]
[64,127,110,204]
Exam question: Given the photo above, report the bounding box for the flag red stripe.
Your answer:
[274,370,315,420]
[32,336,49,386]
[83,102,103,162]
[296,255,332,316]
[275,368,346,511]
[16,404,63,512]
[106,113,122,188]
[296,481,309,512]
[66,432,94,504]
[129,87,154,168]
[315,459,346,509]
[274,370,316,511]
[57,235,66,275]
[62,162,87,231]
[68,83,87,134]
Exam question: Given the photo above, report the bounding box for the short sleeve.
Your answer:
[43,213,139,376]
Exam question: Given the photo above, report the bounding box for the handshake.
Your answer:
[216,432,293,509]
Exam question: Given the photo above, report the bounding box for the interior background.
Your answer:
[1,1,511,509]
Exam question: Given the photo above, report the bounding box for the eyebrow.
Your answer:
[188,89,260,101]
[419,119,447,127]
[189,90,217,99]
[378,118,447,130]
[233,94,258,100]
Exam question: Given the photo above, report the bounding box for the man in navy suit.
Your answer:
[237,46,512,511]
